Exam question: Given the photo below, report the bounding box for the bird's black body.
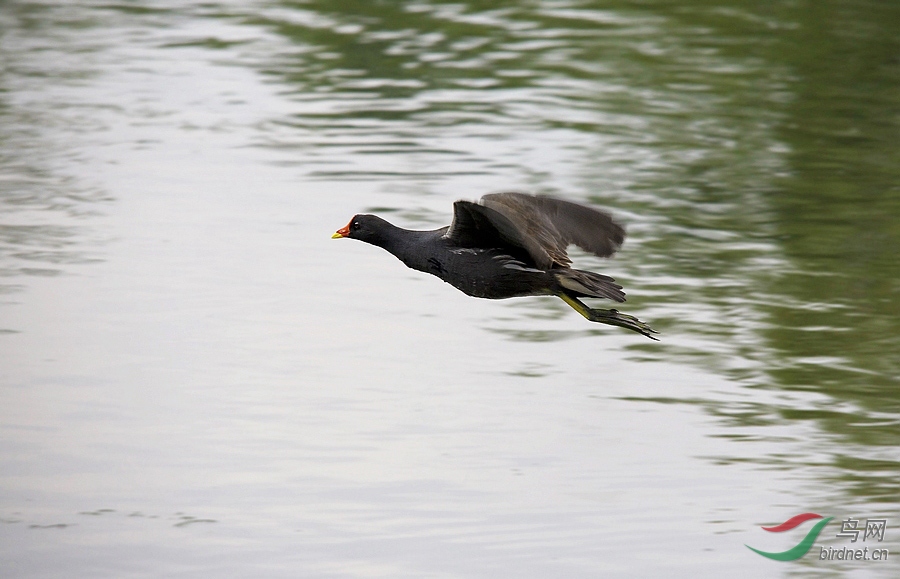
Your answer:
[341,216,549,299]
[334,192,657,339]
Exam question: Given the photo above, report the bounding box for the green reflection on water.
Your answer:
[763,1,900,404]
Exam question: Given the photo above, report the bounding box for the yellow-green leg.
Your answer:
[559,293,659,340]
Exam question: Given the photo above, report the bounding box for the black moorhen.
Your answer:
[332,192,657,339]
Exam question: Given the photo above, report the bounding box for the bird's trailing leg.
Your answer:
[559,293,659,340]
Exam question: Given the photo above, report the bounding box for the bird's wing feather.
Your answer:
[480,192,625,267]
[444,200,549,264]
[444,201,496,248]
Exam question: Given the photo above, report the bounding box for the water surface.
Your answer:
[1,1,898,577]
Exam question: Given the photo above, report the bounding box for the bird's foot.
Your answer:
[586,308,659,340]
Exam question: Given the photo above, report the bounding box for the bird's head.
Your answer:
[332,214,393,246]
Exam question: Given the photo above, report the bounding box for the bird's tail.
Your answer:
[553,269,626,303]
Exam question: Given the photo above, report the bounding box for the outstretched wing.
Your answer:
[444,200,532,254]
[480,192,625,268]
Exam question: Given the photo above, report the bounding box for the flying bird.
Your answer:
[332,192,657,339]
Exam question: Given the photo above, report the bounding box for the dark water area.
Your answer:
[1,1,898,577]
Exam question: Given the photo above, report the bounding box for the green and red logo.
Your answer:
[746,513,833,561]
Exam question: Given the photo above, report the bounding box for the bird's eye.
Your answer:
[351,220,360,230]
